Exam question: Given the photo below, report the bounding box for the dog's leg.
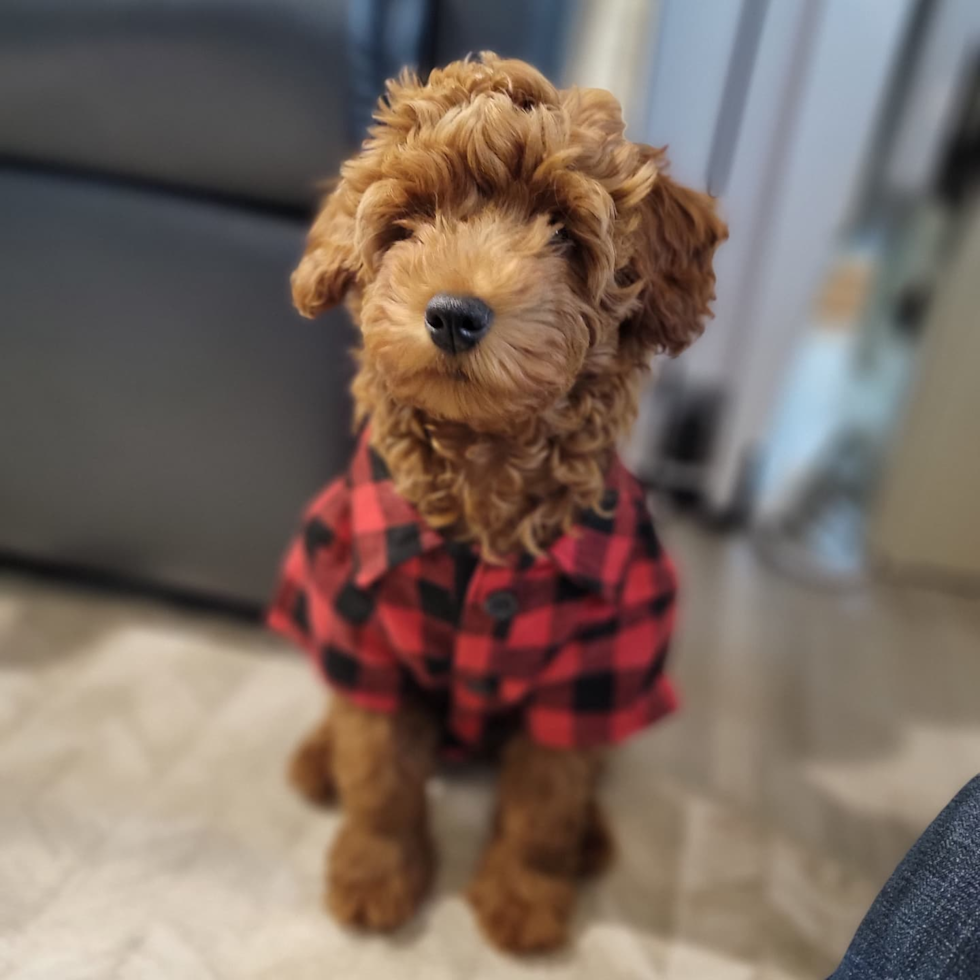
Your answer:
[327,695,438,932]
[468,736,603,953]
[288,707,337,805]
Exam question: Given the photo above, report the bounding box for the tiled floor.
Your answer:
[1,521,978,979]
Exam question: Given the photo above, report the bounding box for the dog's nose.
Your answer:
[424,294,494,354]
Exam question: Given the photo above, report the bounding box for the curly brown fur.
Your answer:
[293,699,611,949]
[289,53,725,951]
[325,696,438,931]
[468,737,603,952]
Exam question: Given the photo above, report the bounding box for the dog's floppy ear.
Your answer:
[620,147,727,358]
[291,181,358,318]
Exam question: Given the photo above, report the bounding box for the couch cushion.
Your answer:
[0,167,356,603]
[0,0,353,208]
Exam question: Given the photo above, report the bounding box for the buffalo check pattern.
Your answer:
[268,431,679,753]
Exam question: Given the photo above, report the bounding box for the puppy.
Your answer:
[269,53,726,953]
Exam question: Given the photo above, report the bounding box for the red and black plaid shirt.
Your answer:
[268,431,679,753]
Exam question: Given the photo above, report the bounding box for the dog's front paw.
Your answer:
[467,840,576,954]
[327,823,433,932]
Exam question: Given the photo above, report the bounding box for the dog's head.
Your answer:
[293,53,726,430]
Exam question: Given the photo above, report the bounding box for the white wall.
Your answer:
[641,0,743,186]
[563,0,658,128]
[680,0,818,389]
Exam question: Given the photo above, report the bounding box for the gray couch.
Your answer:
[0,0,575,607]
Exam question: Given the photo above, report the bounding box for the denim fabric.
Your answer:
[830,776,980,979]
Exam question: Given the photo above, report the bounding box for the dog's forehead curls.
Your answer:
[292,52,726,429]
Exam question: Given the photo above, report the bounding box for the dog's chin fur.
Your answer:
[292,52,727,558]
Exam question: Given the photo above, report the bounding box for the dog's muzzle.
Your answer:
[424,293,494,355]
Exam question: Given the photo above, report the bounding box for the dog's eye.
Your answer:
[389,224,414,245]
[550,223,572,248]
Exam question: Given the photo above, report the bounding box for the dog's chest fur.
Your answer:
[352,362,643,559]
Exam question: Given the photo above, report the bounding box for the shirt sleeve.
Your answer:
[267,477,405,715]
[267,477,349,653]
[526,545,680,750]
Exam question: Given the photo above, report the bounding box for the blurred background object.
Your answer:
[623,0,980,596]
[749,0,980,588]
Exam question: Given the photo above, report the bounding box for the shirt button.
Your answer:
[466,676,499,697]
[483,590,518,620]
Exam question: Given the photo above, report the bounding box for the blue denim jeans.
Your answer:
[830,776,980,979]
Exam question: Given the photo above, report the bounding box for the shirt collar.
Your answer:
[348,434,639,598]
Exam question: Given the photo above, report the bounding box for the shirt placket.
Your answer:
[453,562,520,711]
